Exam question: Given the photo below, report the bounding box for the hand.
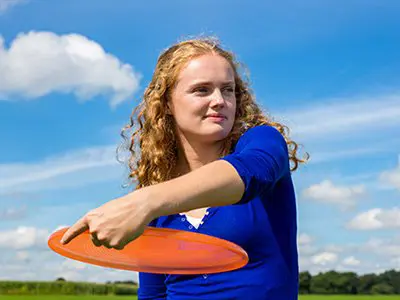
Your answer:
[60,189,154,250]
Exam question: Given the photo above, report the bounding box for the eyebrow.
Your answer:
[188,80,235,88]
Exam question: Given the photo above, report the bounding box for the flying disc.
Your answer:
[48,226,248,274]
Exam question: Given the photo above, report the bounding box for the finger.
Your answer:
[112,244,125,250]
[100,238,113,249]
[126,229,144,245]
[108,238,125,250]
[61,216,89,244]
[103,243,113,249]
[91,233,102,247]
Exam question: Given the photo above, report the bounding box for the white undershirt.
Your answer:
[180,213,203,229]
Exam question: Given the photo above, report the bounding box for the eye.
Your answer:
[193,86,210,94]
[222,86,235,94]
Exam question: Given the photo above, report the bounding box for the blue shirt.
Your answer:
[138,125,299,300]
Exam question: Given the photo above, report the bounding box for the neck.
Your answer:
[174,137,224,176]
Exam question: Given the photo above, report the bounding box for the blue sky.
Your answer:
[0,0,399,283]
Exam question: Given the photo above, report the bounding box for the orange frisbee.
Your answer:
[48,226,248,274]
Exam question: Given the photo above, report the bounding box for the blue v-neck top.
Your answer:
[138,125,299,300]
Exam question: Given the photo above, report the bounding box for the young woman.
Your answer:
[61,37,308,299]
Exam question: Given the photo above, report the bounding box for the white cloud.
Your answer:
[310,252,338,266]
[342,256,360,266]
[347,207,400,230]
[0,225,139,282]
[15,251,30,262]
[298,233,318,258]
[61,260,87,271]
[302,180,365,208]
[0,145,125,194]
[323,245,344,253]
[298,233,313,245]
[0,31,141,107]
[279,94,400,140]
[380,156,400,191]
[391,257,400,268]
[275,94,400,169]
[0,0,26,13]
[362,236,400,258]
[0,226,49,249]
[298,233,400,274]
[297,235,348,273]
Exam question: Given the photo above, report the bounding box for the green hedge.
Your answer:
[0,281,137,295]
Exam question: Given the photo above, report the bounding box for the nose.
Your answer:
[210,89,225,108]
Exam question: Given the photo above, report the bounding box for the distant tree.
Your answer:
[359,273,378,294]
[299,271,312,294]
[371,283,395,295]
[113,280,138,286]
[56,277,66,282]
[309,270,358,294]
[335,272,359,294]
[310,272,332,294]
[378,270,400,294]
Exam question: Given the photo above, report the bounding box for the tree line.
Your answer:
[299,269,400,294]
[2,269,399,295]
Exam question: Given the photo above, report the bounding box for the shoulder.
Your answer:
[244,125,283,137]
[234,125,287,151]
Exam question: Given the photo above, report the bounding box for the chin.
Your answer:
[200,125,232,143]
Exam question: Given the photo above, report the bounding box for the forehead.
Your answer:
[176,54,235,86]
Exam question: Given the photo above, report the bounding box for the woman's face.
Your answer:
[169,54,236,145]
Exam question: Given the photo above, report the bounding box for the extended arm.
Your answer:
[61,126,290,250]
[147,125,289,219]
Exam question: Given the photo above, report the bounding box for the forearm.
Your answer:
[146,160,245,218]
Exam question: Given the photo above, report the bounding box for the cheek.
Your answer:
[172,100,205,128]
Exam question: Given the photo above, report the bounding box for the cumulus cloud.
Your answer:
[310,252,338,266]
[298,233,318,258]
[0,225,139,282]
[297,234,343,272]
[0,0,26,13]
[0,249,138,283]
[0,31,141,107]
[342,256,361,266]
[298,232,400,274]
[380,156,400,191]
[0,226,49,249]
[347,207,400,230]
[362,236,400,258]
[302,180,365,209]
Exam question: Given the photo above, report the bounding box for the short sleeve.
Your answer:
[220,125,290,204]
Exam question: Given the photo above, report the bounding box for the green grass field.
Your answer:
[299,297,400,299]
[0,296,399,299]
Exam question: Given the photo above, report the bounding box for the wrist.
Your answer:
[123,187,156,225]
[134,185,164,223]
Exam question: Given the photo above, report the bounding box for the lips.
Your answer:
[205,113,226,119]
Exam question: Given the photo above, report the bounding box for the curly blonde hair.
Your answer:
[120,37,309,189]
